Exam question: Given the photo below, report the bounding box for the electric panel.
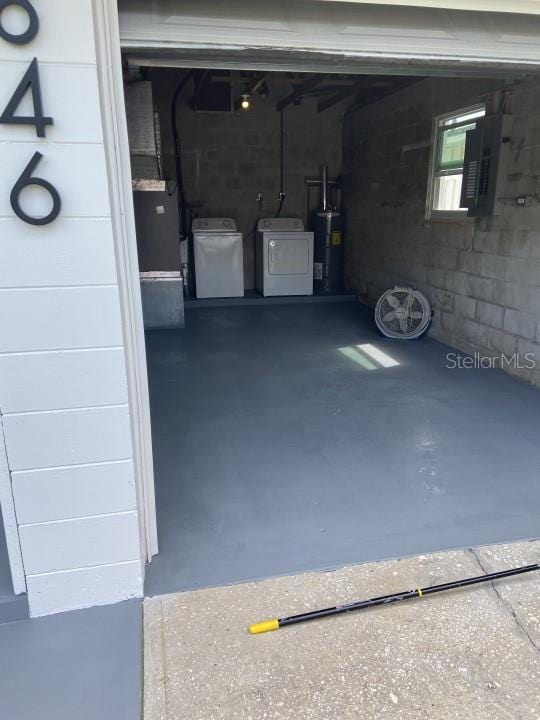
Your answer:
[460,113,513,217]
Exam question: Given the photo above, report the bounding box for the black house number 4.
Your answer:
[0,1,62,225]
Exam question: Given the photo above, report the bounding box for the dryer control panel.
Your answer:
[257,218,304,232]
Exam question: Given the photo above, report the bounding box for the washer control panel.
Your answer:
[192,218,237,232]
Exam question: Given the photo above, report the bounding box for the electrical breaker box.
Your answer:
[460,114,513,217]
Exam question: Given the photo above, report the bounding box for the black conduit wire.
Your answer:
[251,193,265,291]
[276,108,286,216]
[171,71,195,295]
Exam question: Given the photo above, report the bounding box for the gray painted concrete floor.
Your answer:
[0,599,142,720]
[145,302,540,597]
[144,540,540,720]
[0,509,13,598]
[0,510,27,623]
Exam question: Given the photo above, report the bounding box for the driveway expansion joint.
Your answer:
[468,547,540,655]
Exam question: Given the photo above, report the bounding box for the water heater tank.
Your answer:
[313,210,344,294]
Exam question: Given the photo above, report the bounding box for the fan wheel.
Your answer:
[375,287,431,339]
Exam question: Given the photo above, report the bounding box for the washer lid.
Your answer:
[192,217,237,232]
[257,217,304,232]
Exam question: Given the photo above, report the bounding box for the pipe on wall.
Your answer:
[171,70,195,294]
[276,108,286,216]
[321,164,329,211]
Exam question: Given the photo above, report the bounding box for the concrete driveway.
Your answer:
[144,540,540,719]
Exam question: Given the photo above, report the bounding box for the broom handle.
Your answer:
[249,563,540,634]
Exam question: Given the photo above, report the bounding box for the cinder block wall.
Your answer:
[149,70,343,289]
[343,77,540,386]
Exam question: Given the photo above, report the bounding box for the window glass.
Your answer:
[438,122,476,171]
[428,105,485,216]
[433,174,464,211]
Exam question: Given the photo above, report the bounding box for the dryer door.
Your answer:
[268,234,310,275]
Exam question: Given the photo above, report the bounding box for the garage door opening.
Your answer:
[120,58,540,597]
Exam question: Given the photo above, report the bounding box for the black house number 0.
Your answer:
[0,0,62,225]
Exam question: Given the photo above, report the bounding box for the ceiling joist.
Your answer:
[190,69,210,109]
[317,75,388,112]
[245,73,267,96]
[345,77,426,115]
[317,78,373,112]
[276,74,325,111]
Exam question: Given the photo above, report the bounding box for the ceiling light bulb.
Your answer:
[241,94,250,110]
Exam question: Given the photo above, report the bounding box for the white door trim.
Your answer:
[0,413,26,595]
[92,0,158,564]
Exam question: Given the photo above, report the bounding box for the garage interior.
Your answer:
[122,60,540,597]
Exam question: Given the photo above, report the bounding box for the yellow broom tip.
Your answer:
[248,619,280,634]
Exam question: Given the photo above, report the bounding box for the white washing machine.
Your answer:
[192,218,244,298]
[256,218,314,296]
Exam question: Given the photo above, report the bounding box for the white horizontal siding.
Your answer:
[0,0,145,616]
[0,286,123,352]
[19,511,140,574]
[0,218,118,288]
[3,405,133,471]
[0,0,96,65]
[0,62,103,144]
[27,560,142,617]
[0,348,128,412]
[0,142,111,219]
[12,460,136,524]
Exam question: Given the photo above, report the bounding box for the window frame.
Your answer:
[425,103,485,222]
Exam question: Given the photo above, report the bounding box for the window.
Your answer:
[426,104,485,220]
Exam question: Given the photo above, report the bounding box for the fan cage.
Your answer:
[375,287,431,340]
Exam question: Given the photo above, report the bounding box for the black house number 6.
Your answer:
[0,0,62,225]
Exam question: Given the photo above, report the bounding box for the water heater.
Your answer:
[313,166,344,294]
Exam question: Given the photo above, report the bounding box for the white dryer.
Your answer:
[256,218,314,296]
[192,218,244,298]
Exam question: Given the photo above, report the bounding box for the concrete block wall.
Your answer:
[147,70,343,289]
[0,0,142,615]
[342,76,540,387]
